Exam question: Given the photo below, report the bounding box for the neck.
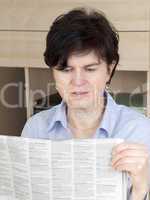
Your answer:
[66,97,106,138]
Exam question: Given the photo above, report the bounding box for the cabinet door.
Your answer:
[0,0,149,31]
[118,32,149,71]
[0,32,149,71]
[0,31,47,68]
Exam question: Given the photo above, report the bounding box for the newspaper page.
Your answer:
[0,135,127,200]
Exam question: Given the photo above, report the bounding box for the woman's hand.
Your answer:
[111,142,150,200]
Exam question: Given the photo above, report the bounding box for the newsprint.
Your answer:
[0,136,127,200]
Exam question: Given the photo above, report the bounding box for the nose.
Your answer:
[71,69,87,86]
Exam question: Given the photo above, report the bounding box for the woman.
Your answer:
[22,8,150,199]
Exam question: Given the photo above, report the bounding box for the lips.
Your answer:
[71,91,89,96]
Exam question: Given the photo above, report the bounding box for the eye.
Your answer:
[62,67,73,72]
[86,67,97,71]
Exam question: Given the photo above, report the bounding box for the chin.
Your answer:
[67,99,94,109]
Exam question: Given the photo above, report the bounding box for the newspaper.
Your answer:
[0,135,127,200]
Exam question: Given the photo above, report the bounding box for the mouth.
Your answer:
[71,91,89,97]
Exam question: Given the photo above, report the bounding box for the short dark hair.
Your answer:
[44,7,119,83]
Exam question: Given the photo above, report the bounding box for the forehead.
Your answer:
[67,51,100,66]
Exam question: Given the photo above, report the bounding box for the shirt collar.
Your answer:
[48,100,68,131]
[48,91,119,137]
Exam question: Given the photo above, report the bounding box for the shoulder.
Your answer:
[117,104,150,126]
[21,104,61,138]
[107,92,150,132]
[32,105,58,121]
[114,104,150,147]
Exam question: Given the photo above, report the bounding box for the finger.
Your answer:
[114,163,143,174]
[111,149,149,166]
[112,142,147,155]
[112,157,148,173]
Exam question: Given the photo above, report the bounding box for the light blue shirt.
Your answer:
[21,92,150,199]
[21,92,150,150]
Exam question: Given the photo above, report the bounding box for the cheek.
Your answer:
[54,77,70,98]
[87,76,108,98]
[54,72,67,88]
[89,74,108,89]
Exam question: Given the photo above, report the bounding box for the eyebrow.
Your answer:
[67,62,100,68]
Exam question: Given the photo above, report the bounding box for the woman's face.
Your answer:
[52,51,114,109]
